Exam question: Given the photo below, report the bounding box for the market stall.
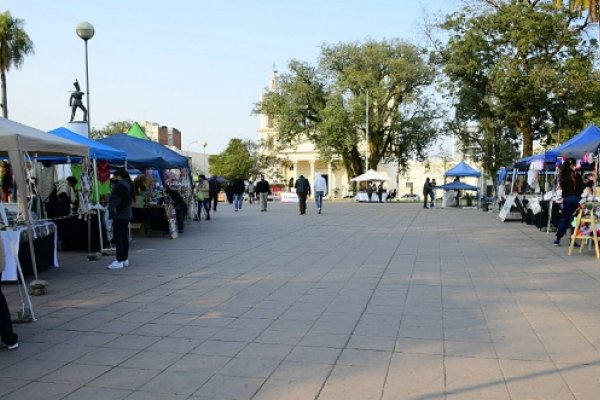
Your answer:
[0,118,89,320]
[49,127,127,253]
[351,169,390,202]
[99,134,191,237]
[443,161,481,207]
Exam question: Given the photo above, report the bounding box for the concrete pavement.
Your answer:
[1,201,600,399]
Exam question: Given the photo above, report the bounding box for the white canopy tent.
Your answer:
[351,169,390,182]
[0,118,88,320]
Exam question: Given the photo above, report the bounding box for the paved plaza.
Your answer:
[1,201,600,399]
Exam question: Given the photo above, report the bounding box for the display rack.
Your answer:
[569,204,600,259]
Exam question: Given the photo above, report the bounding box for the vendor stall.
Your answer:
[99,134,192,237]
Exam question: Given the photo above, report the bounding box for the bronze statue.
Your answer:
[69,80,87,122]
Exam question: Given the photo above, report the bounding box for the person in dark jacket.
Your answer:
[295,175,311,215]
[423,178,432,209]
[256,174,271,212]
[107,168,134,270]
[208,176,221,211]
[165,186,188,233]
[554,158,584,246]
[232,176,245,211]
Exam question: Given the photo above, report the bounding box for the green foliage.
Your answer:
[209,138,262,180]
[90,120,133,139]
[0,10,34,118]
[440,0,600,160]
[256,39,440,180]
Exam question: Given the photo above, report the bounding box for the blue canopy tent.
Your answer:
[444,160,481,177]
[49,127,126,163]
[435,181,479,191]
[98,134,189,170]
[545,124,600,162]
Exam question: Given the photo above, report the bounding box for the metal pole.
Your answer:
[365,90,369,172]
[84,39,91,136]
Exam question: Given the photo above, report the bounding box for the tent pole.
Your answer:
[8,150,47,293]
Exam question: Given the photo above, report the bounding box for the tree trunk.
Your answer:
[1,72,7,118]
[520,124,534,157]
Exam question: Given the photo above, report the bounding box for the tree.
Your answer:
[554,0,599,22]
[209,138,259,180]
[256,39,440,179]
[440,0,600,158]
[0,11,34,119]
[90,120,133,139]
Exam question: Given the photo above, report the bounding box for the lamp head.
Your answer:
[76,22,95,41]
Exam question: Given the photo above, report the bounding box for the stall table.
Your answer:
[1,221,58,281]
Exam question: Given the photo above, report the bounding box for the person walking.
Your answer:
[208,176,221,212]
[366,183,374,202]
[247,180,255,204]
[232,175,245,212]
[423,178,432,209]
[295,174,311,215]
[377,183,384,203]
[256,174,271,212]
[196,175,211,220]
[554,158,583,246]
[314,172,327,214]
[107,168,134,270]
[430,179,437,208]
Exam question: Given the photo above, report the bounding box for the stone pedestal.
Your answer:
[65,121,89,138]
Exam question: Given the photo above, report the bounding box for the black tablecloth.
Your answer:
[132,207,169,232]
[55,214,107,252]
[19,234,55,279]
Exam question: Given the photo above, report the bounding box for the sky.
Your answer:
[2,1,460,153]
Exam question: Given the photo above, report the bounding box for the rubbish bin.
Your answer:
[482,202,489,212]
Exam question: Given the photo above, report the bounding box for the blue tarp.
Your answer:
[444,160,481,177]
[49,127,126,163]
[545,124,600,162]
[435,181,479,191]
[98,134,189,170]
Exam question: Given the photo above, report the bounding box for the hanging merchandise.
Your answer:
[95,159,111,202]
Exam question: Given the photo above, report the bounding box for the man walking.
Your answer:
[423,178,431,209]
[314,172,327,214]
[295,174,311,215]
[208,176,221,212]
[256,174,271,212]
[232,176,245,212]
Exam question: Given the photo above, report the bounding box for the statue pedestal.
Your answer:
[65,121,89,138]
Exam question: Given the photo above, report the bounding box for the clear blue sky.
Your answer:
[2,1,458,153]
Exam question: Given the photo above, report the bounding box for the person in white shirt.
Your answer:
[314,173,328,214]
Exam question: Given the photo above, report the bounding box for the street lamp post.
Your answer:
[365,90,369,172]
[76,21,95,136]
[202,142,208,173]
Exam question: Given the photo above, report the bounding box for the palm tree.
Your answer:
[0,11,34,119]
[554,0,599,22]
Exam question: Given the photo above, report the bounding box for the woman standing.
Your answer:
[554,158,583,246]
[107,168,134,270]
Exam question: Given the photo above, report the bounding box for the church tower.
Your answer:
[257,68,278,144]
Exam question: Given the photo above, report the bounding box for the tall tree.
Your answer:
[0,11,34,119]
[554,0,599,22]
[256,39,439,179]
[440,0,600,157]
[209,138,259,180]
[90,120,133,139]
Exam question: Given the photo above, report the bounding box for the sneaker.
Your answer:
[318,208,321,214]
[107,260,123,270]
[2,342,18,350]
[553,239,560,246]
[123,259,129,267]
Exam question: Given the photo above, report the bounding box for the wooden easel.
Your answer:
[569,205,600,259]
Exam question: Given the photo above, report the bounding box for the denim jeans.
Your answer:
[315,191,324,209]
[556,195,581,241]
[234,194,243,210]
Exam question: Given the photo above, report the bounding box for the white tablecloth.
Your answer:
[355,192,388,202]
[1,221,58,281]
